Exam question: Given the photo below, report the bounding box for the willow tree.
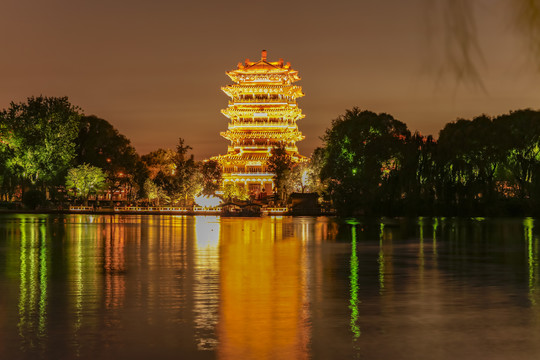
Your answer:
[436,115,504,211]
[423,0,540,87]
[494,109,540,200]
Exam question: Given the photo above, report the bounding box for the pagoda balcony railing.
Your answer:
[222,86,304,98]
[230,121,295,128]
[228,99,296,105]
[226,139,303,146]
[227,171,274,176]
[222,107,301,115]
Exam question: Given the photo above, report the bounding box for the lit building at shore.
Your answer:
[213,50,306,196]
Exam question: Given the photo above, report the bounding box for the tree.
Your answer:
[65,164,107,205]
[141,148,177,179]
[267,144,294,204]
[320,108,410,215]
[76,115,148,201]
[222,182,250,202]
[493,109,540,200]
[143,178,167,206]
[435,115,505,212]
[0,136,16,201]
[399,132,437,214]
[172,138,201,204]
[152,138,201,205]
[0,96,82,187]
[304,147,329,197]
[22,190,46,210]
[200,159,222,196]
[424,1,540,87]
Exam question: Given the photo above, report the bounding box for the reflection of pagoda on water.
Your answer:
[213,50,306,195]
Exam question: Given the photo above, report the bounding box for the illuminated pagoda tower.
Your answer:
[214,50,305,195]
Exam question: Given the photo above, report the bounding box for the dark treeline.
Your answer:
[2,96,539,215]
[314,107,540,216]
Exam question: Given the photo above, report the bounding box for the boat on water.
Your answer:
[221,202,262,217]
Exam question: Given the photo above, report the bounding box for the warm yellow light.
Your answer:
[212,51,306,194]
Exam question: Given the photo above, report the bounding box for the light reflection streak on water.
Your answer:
[17,219,48,352]
[38,223,47,338]
[525,218,537,305]
[105,217,125,310]
[378,223,385,294]
[349,223,360,341]
[418,217,425,285]
[6,215,540,359]
[217,217,309,359]
[299,218,311,356]
[75,221,83,332]
[29,224,36,337]
[18,221,27,338]
[70,219,84,358]
[193,216,220,351]
[432,218,439,260]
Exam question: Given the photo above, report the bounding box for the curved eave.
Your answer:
[221,107,303,116]
[221,130,304,142]
[226,72,301,84]
[221,85,304,98]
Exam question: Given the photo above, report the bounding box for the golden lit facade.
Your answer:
[214,50,305,195]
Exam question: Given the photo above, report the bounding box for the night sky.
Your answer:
[2,0,539,159]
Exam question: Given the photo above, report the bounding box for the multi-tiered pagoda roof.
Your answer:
[213,50,305,195]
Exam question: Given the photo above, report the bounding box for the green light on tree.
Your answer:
[65,164,107,205]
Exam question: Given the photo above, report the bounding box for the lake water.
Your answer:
[0,214,539,359]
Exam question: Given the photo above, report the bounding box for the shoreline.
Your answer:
[0,209,332,217]
[0,209,536,219]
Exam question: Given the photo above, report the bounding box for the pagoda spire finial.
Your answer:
[261,49,267,61]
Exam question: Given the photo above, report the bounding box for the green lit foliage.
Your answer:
[0,96,82,186]
[304,107,540,215]
[65,164,107,205]
[397,132,437,213]
[433,110,540,213]
[436,115,503,209]
[493,109,540,200]
[76,115,148,200]
[320,108,410,215]
[222,182,250,202]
